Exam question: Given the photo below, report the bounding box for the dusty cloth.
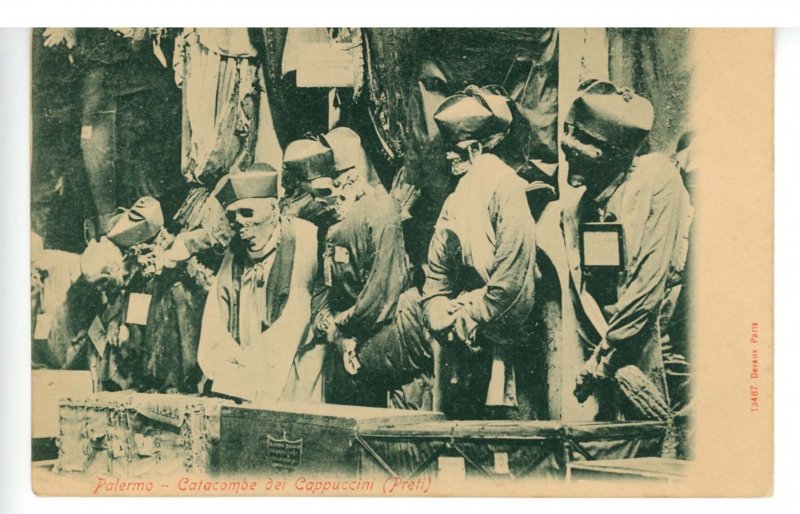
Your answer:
[89,261,154,392]
[197,217,324,403]
[355,288,435,410]
[73,29,184,225]
[562,152,693,420]
[422,153,537,419]
[174,29,261,188]
[31,251,89,370]
[140,188,231,393]
[140,266,205,392]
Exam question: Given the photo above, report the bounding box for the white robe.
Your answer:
[197,218,324,403]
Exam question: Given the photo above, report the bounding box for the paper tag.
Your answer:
[334,246,350,264]
[80,125,93,140]
[134,433,156,456]
[580,222,624,268]
[493,452,510,475]
[87,316,107,355]
[438,456,466,481]
[583,231,622,266]
[33,313,53,340]
[152,39,167,68]
[126,293,152,325]
[295,42,361,88]
[324,256,333,287]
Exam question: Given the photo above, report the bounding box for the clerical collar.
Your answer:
[246,222,282,261]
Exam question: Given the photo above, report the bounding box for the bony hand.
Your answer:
[573,367,596,403]
[314,311,341,345]
[163,235,191,269]
[573,343,612,402]
[71,329,88,347]
[452,309,479,351]
[134,244,164,277]
[117,324,130,346]
[425,297,456,334]
[106,320,120,347]
[340,338,361,376]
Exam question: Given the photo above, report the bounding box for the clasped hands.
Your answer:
[425,296,480,353]
[314,310,360,376]
[573,340,614,403]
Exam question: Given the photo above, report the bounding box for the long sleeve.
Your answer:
[421,197,461,304]
[603,171,684,352]
[336,204,409,337]
[460,176,537,330]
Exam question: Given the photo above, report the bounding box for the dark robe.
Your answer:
[90,260,154,392]
[320,186,434,408]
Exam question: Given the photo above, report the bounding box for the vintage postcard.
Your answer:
[29,27,773,497]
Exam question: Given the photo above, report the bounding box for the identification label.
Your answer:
[33,313,53,341]
[126,293,152,326]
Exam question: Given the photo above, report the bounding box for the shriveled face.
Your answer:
[561,122,628,193]
[304,168,362,224]
[80,238,126,293]
[444,140,482,177]
[226,197,279,254]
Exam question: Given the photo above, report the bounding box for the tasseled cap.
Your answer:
[433,85,513,147]
[214,163,279,209]
[106,196,164,248]
[283,138,336,181]
[566,80,654,152]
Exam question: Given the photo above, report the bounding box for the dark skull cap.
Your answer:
[214,164,279,210]
[283,138,336,182]
[433,85,513,147]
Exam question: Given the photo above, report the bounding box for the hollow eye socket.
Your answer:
[565,123,613,153]
[227,208,255,223]
[419,76,449,95]
[312,188,334,198]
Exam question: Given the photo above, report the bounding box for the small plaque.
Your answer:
[33,313,53,341]
[438,456,466,481]
[580,222,624,269]
[334,246,350,264]
[494,452,510,475]
[126,293,152,326]
[266,432,303,471]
